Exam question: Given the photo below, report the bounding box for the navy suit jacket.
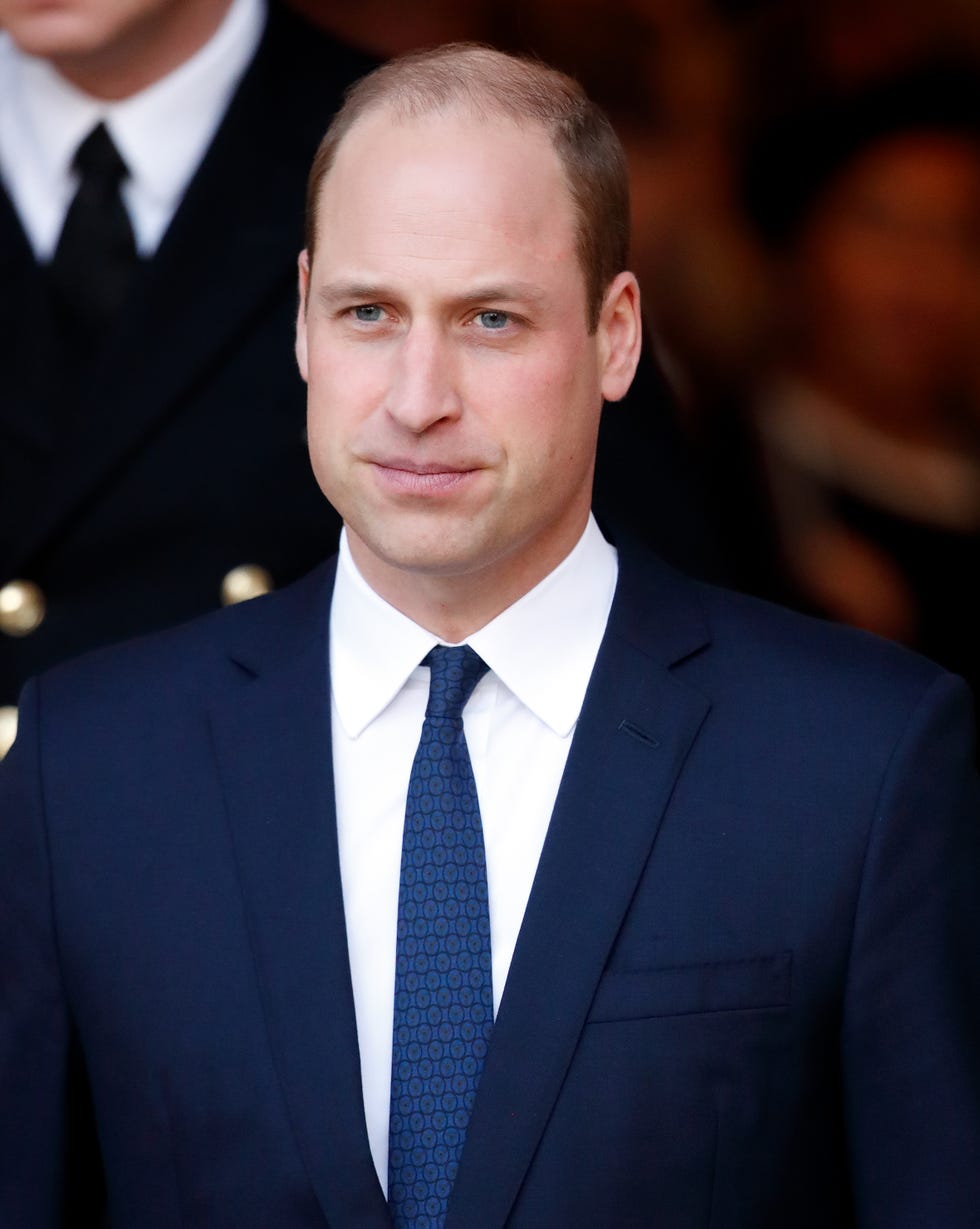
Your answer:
[2,542,979,1226]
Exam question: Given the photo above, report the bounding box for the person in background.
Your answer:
[0,0,375,755]
[739,63,980,697]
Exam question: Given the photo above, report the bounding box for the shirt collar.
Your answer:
[330,516,619,739]
[3,43,99,201]
[1,0,263,236]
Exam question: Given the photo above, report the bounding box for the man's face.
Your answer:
[297,108,638,615]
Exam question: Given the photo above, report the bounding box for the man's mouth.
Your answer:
[369,460,480,494]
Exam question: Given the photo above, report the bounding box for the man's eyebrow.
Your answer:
[452,282,550,309]
[315,282,392,308]
[313,280,550,310]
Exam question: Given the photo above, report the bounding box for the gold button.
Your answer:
[0,706,17,760]
[221,565,274,607]
[0,580,46,637]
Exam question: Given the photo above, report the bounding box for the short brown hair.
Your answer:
[304,44,630,332]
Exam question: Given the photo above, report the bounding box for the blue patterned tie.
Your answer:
[388,645,493,1229]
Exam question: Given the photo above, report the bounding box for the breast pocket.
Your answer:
[587,951,792,1022]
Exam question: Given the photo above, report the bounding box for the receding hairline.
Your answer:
[331,43,591,126]
[314,99,568,203]
[310,45,593,206]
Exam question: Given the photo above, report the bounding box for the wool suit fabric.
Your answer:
[1,537,978,1227]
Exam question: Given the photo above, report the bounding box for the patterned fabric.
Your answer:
[388,645,493,1229]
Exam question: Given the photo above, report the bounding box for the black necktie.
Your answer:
[48,122,139,345]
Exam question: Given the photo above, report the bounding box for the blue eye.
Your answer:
[353,304,383,322]
[477,310,509,330]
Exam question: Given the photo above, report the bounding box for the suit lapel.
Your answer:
[0,188,56,453]
[448,550,712,1228]
[0,189,66,569]
[208,563,391,1227]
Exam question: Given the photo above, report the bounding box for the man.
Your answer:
[2,45,979,1228]
[0,0,375,749]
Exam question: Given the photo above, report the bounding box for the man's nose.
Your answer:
[385,325,462,433]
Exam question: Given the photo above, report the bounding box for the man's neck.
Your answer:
[346,514,592,644]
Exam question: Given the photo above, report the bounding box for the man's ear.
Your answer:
[597,271,642,403]
[295,249,310,382]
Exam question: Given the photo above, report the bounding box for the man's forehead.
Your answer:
[313,104,575,245]
[327,102,557,185]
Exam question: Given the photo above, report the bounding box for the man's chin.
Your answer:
[373,544,489,580]
[7,14,100,60]
[346,522,499,583]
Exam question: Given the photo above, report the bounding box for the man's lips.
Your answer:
[368,459,482,494]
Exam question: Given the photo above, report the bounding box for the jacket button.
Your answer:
[0,580,46,637]
[0,706,17,760]
[221,565,274,606]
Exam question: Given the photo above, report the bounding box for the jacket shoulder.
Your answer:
[614,538,962,732]
[30,560,335,718]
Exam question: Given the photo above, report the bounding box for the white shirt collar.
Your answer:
[330,515,619,740]
[0,0,264,256]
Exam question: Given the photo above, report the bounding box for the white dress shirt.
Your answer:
[330,516,619,1190]
[0,0,264,259]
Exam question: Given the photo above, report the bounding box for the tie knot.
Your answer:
[424,645,488,721]
[73,122,128,188]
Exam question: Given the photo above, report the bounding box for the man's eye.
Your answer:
[352,304,384,322]
[476,310,510,330]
